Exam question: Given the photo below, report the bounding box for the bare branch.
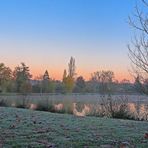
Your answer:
[128,1,148,82]
[141,0,148,7]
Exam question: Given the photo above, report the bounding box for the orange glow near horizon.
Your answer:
[7,62,133,82]
[30,67,133,82]
[0,0,137,85]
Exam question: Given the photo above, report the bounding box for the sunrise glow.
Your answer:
[0,0,137,82]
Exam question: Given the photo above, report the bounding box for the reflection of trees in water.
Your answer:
[134,101,141,118]
[71,99,148,120]
[144,104,148,120]
[72,101,148,120]
[7,94,148,120]
[132,102,148,120]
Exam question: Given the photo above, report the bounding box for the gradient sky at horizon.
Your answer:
[0,0,141,81]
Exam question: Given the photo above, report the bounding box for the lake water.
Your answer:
[0,94,148,120]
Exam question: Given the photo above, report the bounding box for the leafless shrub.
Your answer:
[100,95,134,119]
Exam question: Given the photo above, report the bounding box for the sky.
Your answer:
[0,0,140,81]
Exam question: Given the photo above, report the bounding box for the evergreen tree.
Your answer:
[43,70,50,81]
[13,63,32,93]
[42,70,55,93]
[0,63,12,92]
[42,70,50,93]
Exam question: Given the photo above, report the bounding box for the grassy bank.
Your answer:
[0,107,148,147]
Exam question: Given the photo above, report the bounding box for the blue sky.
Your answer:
[0,0,138,80]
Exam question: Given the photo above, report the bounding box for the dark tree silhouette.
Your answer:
[13,63,32,93]
[73,76,86,93]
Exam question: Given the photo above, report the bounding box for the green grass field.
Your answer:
[0,107,148,148]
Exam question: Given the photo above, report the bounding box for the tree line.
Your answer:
[0,57,147,94]
[0,1,148,95]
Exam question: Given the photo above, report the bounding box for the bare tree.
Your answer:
[91,70,115,94]
[128,0,148,81]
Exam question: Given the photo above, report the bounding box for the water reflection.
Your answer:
[54,103,64,111]
[73,103,90,116]
[128,103,148,120]
[14,101,148,120]
[29,103,37,110]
